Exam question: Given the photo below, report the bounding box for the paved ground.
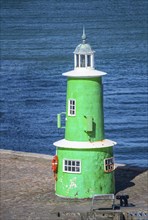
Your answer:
[0,150,148,220]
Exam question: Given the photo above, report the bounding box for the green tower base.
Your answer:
[56,147,115,198]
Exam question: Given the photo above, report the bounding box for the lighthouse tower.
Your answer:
[53,29,116,198]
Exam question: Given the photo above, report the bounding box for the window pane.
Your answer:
[72,161,75,166]
[65,166,67,171]
[72,167,75,172]
[68,161,71,165]
[76,55,79,67]
[76,167,80,172]
[87,55,91,66]
[68,167,71,171]
[65,160,67,165]
[80,55,85,67]
[76,161,80,166]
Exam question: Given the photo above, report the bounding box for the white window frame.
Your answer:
[68,99,76,116]
[104,157,114,173]
[63,159,81,173]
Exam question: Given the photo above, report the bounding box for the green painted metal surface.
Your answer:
[56,147,115,198]
[65,77,105,141]
[57,112,66,128]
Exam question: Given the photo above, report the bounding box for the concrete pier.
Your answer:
[0,150,147,220]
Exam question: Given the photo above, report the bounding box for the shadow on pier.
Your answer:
[115,165,148,193]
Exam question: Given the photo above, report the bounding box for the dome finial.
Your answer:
[82,25,86,44]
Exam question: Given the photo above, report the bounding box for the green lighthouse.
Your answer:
[53,29,116,198]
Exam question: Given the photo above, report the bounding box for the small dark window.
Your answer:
[104,157,114,173]
[87,55,91,67]
[68,99,76,116]
[80,55,85,67]
[76,54,79,67]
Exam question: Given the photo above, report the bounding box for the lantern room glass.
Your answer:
[75,54,93,68]
[80,55,85,67]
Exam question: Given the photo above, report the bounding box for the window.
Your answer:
[104,157,114,173]
[87,55,91,67]
[63,159,81,173]
[80,55,85,67]
[76,54,79,67]
[68,99,76,116]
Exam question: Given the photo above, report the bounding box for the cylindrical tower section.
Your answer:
[65,77,104,141]
[56,147,115,198]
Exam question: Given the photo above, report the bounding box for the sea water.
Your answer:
[0,0,147,167]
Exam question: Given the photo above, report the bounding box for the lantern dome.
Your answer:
[74,43,93,55]
[73,27,95,69]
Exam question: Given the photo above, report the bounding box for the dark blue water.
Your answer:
[1,0,147,167]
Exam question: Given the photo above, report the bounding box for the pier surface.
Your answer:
[0,149,147,220]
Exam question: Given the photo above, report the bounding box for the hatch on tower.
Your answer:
[74,27,95,69]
